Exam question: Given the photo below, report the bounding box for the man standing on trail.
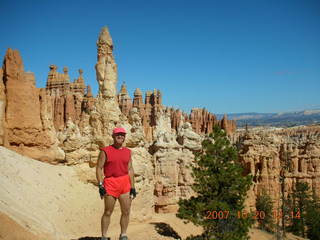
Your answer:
[96,127,136,240]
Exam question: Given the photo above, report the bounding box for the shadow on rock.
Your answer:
[150,222,182,239]
[72,237,101,240]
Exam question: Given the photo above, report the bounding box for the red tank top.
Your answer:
[101,145,131,178]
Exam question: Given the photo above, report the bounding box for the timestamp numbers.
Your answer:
[205,210,230,219]
[204,209,301,220]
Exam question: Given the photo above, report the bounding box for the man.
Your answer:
[96,127,136,240]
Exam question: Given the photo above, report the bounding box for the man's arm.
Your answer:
[128,156,135,189]
[96,150,106,185]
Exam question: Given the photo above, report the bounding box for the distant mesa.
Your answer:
[223,110,320,127]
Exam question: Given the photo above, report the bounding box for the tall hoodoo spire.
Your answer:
[95,26,118,99]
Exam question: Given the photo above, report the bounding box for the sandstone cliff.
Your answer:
[1,49,64,162]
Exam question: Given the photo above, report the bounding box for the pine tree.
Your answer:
[285,181,320,240]
[306,191,320,239]
[176,126,253,240]
[255,190,275,232]
[287,182,311,238]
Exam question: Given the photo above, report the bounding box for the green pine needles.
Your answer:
[256,191,275,233]
[286,181,320,240]
[177,126,253,240]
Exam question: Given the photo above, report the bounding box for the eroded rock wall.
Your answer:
[235,126,320,210]
[118,88,236,138]
[46,66,94,131]
[2,49,64,162]
[151,110,201,213]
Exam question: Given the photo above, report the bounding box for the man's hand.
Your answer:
[99,183,106,199]
[130,188,137,200]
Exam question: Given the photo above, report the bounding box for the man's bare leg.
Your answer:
[101,195,116,237]
[118,192,132,235]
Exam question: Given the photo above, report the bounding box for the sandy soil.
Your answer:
[0,146,306,240]
[0,211,53,240]
[0,146,103,240]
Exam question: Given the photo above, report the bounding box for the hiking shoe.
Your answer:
[101,237,111,240]
[119,235,128,240]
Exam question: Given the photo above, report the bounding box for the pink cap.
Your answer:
[112,127,126,134]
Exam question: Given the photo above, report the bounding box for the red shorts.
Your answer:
[103,174,131,198]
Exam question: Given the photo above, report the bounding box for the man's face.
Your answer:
[113,133,126,145]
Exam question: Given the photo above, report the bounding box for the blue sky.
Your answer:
[1,0,319,114]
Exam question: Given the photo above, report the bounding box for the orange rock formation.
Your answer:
[45,65,94,130]
[1,49,64,162]
[117,82,236,137]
